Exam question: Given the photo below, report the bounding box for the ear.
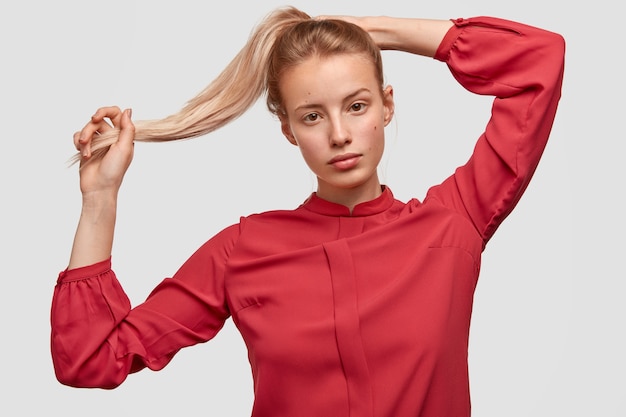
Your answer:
[382,85,395,126]
[280,115,298,146]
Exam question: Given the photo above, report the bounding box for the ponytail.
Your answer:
[71,6,311,165]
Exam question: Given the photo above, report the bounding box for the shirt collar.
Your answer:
[300,186,395,217]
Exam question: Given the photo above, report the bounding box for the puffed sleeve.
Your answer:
[51,223,240,388]
[427,17,565,244]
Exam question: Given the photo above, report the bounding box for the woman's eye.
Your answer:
[351,103,365,112]
[304,113,319,122]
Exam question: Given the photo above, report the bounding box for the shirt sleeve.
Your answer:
[50,223,240,389]
[427,16,565,244]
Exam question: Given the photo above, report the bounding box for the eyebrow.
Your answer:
[294,88,373,112]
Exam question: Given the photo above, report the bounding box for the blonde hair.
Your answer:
[73,6,383,164]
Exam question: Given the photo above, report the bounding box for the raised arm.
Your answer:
[429,17,565,243]
[69,106,135,269]
[316,14,454,57]
[53,107,235,388]
[325,15,565,243]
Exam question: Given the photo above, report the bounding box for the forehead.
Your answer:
[279,53,380,108]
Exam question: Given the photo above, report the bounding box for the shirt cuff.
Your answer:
[433,18,464,62]
[57,257,112,283]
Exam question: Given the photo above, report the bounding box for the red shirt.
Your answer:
[51,16,565,417]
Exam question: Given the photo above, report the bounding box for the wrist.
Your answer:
[360,16,398,50]
[69,191,118,270]
[81,189,118,209]
[79,190,118,224]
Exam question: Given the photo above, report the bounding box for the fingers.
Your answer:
[115,108,135,149]
[74,106,124,158]
[92,106,124,130]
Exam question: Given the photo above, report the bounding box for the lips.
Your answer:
[328,153,362,170]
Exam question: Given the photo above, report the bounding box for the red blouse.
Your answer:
[51,17,565,417]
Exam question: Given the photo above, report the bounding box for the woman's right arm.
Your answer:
[68,106,134,269]
[52,226,236,388]
[52,109,235,387]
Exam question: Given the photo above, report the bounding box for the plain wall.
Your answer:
[1,0,623,415]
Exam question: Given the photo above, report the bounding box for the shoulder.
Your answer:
[239,206,314,231]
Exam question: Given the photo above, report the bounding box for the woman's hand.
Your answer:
[68,106,134,269]
[74,106,135,196]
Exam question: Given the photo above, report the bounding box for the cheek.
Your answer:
[369,123,385,154]
[369,122,385,143]
[296,139,324,165]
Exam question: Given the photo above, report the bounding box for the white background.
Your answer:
[1,0,623,415]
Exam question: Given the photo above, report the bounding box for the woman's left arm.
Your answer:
[429,17,566,243]
[317,15,454,57]
[331,14,566,243]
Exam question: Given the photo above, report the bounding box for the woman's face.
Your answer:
[279,53,394,204]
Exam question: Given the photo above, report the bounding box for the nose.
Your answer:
[328,116,351,147]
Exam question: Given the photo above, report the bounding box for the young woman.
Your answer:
[51,6,565,417]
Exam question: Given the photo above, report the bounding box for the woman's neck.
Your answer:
[316,178,383,214]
